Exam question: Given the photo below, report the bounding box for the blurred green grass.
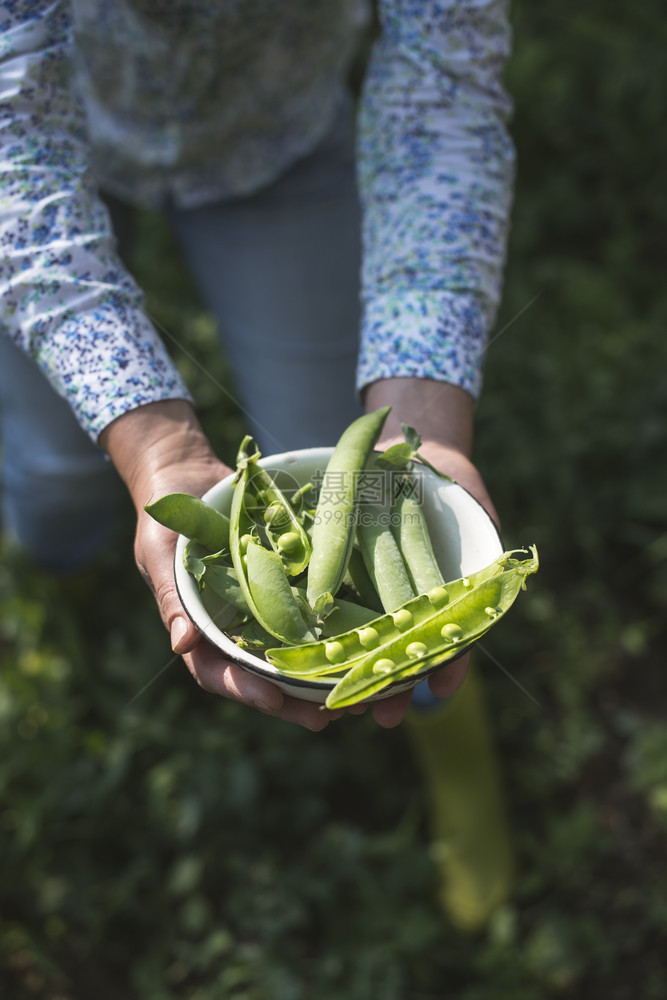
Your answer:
[2,2,667,997]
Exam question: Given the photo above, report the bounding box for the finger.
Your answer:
[371,687,414,729]
[135,516,201,653]
[428,653,470,699]
[346,703,369,716]
[170,615,201,655]
[184,644,335,731]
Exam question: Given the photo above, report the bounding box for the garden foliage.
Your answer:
[2,3,666,997]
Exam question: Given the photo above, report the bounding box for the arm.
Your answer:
[0,5,334,730]
[0,2,189,436]
[356,0,515,401]
[357,1,514,726]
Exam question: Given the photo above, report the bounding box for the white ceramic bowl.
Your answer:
[174,447,503,704]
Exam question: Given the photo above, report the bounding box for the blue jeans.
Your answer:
[0,106,363,570]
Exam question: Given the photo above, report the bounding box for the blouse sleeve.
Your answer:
[356,0,515,400]
[0,1,191,441]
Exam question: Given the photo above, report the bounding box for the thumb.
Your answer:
[169,611,198,656]
[135,512,201,655]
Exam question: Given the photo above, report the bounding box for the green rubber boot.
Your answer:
[406,664,515,931]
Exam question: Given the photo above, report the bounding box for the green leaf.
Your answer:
[375,442,413,470]
[400,423,422,453]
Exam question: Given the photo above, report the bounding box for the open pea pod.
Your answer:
[265,584,481,682]
[230,448,316,645]
[266,548,536,678]
[235,436,311,577]
[266,548,538,693]
[324,547,539,709]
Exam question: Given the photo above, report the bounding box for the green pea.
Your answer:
[358,626,380,649]
[277,531,302,554]
[406,641,428,659]
[428,586,449,607]
[325,641,347,665]
[372,658,395,675]
[392,608,414,630]
[441,623,463,642]
[263,502,290,528]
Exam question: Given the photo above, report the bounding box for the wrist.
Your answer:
[99,400,222,510]
[364,377,475,458]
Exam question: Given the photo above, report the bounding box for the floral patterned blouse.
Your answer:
[0,0,514,440]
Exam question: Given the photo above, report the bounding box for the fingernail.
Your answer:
[170,616,189,653]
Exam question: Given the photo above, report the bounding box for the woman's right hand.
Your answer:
[100,399,339,731]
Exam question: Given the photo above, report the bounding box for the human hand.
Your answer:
[361,378,501,729]
[100,400,342,731]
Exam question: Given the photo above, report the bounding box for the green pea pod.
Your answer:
[230,450,316,644]
[390,479,445,596]
[243,539,317,645]
[181,542,249,633]
[357,501,416,612]
[198,563,250,614]
[230,618,278,651]
[145,492,230,554]
[344,546,384,613]
[266,548,538,683]
[265,590,439,678]
[325,548,539,708]
[306,405,391,608]
[236,437,312,576]
[320,596,380,636]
